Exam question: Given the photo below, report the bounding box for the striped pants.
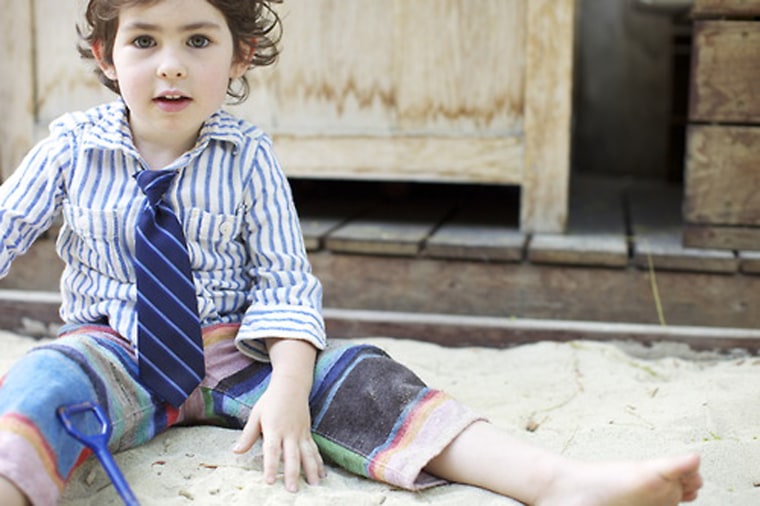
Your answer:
[0,324,481,505]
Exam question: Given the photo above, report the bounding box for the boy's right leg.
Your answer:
[0,328,173,506]
[0,475,27,506]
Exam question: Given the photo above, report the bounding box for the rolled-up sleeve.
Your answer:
[234,136,326,361]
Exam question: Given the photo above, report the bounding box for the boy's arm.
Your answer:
[234,338,325,492]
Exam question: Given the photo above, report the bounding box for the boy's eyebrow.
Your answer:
[121,21,224,32]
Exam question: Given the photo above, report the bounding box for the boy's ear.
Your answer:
[92,40,117,80]
[230,40,255,79]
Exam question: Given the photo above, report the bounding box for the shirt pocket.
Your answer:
[61,201,132,281]
[181,208,246,271]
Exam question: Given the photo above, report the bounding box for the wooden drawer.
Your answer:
[692,0,760,18]
[684,126,760,226]
[684,3,760,250]
[689,21,760,123]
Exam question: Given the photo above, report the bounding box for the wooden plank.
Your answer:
[324,200,451,256]
[683,224,760,251]
[521,0,576,233]
[4,290,760,351]
[689,21,760,123]
[692,0,760,18]
[273,135,524,184]
[0,0,35,180]
[310,252,760,329]
[739,251,760,274]
[528,177,629,267]
[423,191,525,262]
[298,198,376,251]
[324,308,760,352]
[629,185,738,272]
[684,125,760,226]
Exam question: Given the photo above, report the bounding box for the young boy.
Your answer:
[0,0,702,505]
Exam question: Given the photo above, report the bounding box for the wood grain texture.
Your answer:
[689,21,760,123]
[521,0,576,233]
[684,125,760,226]
[0,0,35,181]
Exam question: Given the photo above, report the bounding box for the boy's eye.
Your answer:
[133,36,155,49]
[188,35,210,48]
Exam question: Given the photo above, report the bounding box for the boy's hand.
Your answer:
[233,339,325,492]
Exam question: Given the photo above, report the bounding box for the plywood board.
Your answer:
[689,21,760,123]
[0,0,35,181]
[521,0,576,232]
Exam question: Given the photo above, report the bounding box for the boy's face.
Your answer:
[96,0,249,152]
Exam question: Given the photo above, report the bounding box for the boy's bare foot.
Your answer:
[537,453,702,506]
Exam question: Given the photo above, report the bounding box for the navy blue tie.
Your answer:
[134,169,204,407]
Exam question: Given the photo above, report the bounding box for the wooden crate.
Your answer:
[0,0,576,233]
[684,0,760,250]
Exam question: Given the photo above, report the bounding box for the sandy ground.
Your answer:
[1,331,760,505]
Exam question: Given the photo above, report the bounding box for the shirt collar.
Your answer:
[81,100,246,160]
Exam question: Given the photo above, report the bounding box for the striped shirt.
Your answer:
[0,100,326,360]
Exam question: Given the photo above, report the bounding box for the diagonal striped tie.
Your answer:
[133,169,204,407]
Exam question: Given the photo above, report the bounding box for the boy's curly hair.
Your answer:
[78,0,282,104]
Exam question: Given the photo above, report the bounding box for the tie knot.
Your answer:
[135,170,177,206]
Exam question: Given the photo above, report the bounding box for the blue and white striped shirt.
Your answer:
[0,100,326,360]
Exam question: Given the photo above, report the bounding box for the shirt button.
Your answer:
[220,222,233,238]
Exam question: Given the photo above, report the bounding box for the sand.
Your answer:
[1,330,759,505]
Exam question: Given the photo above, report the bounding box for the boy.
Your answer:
[0,0,702,504]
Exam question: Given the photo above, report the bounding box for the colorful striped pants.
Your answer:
[0,324,481,505]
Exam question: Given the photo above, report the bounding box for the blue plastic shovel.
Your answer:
[57,401,140,506]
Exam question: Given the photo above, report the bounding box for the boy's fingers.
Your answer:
[233,413,262,453]
[263,434,283,485]
[300,439,324,486]
[282,439,301,492]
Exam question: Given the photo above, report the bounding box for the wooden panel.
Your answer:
[692,0,760,18]
[684,125,760,226]
[629,185,737,273]
[273,136,524,184]
[521,0,576,233]
[310,253,760,329]
[528,177,628,267]
[393,0,525,134]
[0,0,35,180]
[689,21,760,123]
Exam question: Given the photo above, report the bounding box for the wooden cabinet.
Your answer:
[0,0,576,233]
[684,0,760,249]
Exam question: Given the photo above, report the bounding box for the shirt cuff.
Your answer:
[234,304,326,362]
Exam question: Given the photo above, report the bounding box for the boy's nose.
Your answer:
[156,54,187,79]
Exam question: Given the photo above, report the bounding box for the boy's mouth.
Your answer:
[155,94,191,103]
[153,93,192,112]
